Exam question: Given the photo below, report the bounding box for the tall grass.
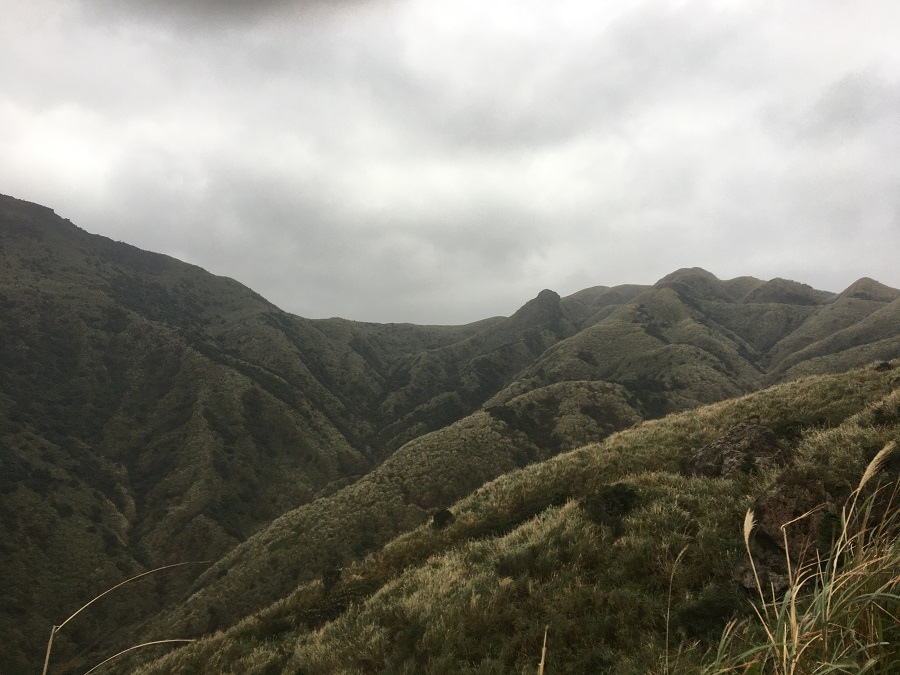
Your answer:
[41,562,206,675]
[704,442,899,674]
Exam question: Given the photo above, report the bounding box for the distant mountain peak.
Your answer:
[839,277,900,302]
[654,267,734,302]
[509,288,562,324]
[743,278,832,305]
[0,192,56,217]
[721,276,765,300]
[656,267,719,284]
[498,288,580,342]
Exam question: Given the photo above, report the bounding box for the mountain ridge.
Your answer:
[1,192,899,673]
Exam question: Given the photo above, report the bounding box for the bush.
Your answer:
[674,584,747,640]
[431,509,454,529]
[581,483,640,536]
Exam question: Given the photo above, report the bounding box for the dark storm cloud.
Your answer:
[81,0,381,27]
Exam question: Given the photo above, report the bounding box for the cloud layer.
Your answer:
[3,0,899,323]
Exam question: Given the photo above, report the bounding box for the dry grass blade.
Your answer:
[537,625,549,675]
[41,561,209,675]
[857,441,896,493]
[82,640,196,675]
[709,475,900,675]
[742,509,769,622]
[743,509,755,548]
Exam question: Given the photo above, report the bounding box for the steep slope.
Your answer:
[118,268,897,671]
[128,380,641,647]
[702,277,831,358]
[0,195,498,673]
[4,193,900,674]
[0,195,641,673]
[132,363,900,675]
[371,288,582,453]
[486,268,766,413]
[766,280,900,380]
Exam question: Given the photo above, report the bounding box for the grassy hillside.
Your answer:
[488,268,898,414]
[126,380,642,644]
[0,195,499,673]
[131,363,900,674]
[2,193,899,673]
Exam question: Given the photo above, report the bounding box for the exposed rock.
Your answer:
[751,479,833,557]
[735,474,849,593]
[680,421,786,479]
[735,545,790,595]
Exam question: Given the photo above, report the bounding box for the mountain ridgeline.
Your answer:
[0,193,898,673]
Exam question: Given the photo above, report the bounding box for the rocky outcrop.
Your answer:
[734,465,855,594]
[680,420,787,479]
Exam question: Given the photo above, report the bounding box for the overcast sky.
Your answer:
[3,1,899,323]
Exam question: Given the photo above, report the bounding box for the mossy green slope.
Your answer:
[0,194,499,673]
[487,268,898,415]
[132,363,900,674]
[130,380,642,646]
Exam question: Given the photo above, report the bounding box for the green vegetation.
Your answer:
[131,366,899,674]
[1,194,899,673]
[704,444,899,674]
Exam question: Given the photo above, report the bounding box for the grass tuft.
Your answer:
[704,442,899,674]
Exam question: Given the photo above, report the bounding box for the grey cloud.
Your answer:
[802,72,900,142]
[757,73,900,250]
[87,146,554,322]
[761,69,900,151]
[5,1,900,324]
[367,4,752,153]
[80,0,382,27]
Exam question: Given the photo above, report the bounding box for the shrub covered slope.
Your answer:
[133,363,900,674]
